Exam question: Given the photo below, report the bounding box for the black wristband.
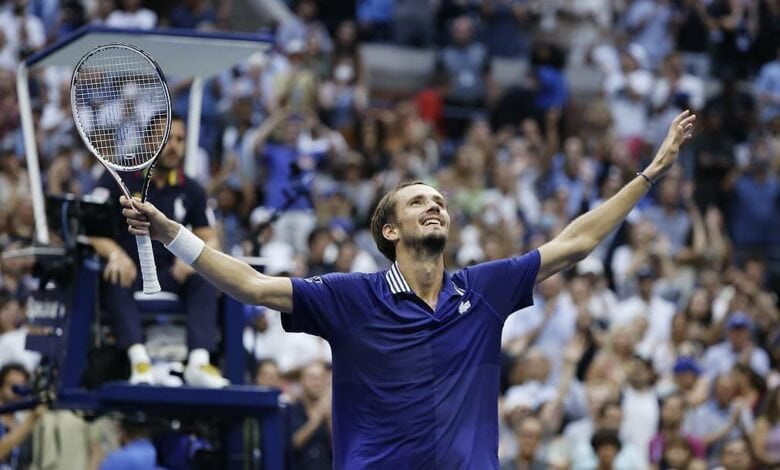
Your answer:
[637,172,654,187]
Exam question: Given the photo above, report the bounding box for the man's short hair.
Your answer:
[0,289,13,311]
[0,363,29,388]
[370,180,426,261]
[145,112,185,140]
[591,429,621,452]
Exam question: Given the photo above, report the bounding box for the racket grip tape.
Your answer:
[135,234,161,294]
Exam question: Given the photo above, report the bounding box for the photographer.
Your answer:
[0,363,45,469]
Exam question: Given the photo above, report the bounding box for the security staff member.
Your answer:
[91,115,227,388]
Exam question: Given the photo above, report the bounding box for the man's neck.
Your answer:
[661,424,679,438]
[395,252,444,309]
[302,394,318,408]
[516,455,533,469]
[153,168,174,188]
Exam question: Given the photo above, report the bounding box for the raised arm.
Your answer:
[536,110,696,282]
[119,195,293,313]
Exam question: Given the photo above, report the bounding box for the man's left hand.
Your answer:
[644,110,697,181]
[171,259,195,284]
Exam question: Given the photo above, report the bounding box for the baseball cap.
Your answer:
[726,311,752,330]
[244,304,266,322]
[576,256,604,276]
[284,39,305,55]
[672,357,701,376]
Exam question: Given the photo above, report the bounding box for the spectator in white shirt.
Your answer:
[753,47,780,124]
[603,49,654,142]
[612,266,676,357]
[651,53,706,113]
[105,0,157,30]
[503,274,577,378]
[0,0,45,67]
[0,291,40,372]
[640,177,691,255]
[243,260,331,374]
[703,312,770,378]
[573,257,618,327]
[619,355,659,466]
[611,220,658,298]
[569,400,649,470]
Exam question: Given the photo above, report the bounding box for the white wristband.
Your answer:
[164,225,205,265]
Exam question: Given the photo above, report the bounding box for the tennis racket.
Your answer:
[70,44,172,294]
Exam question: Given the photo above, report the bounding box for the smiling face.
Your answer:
[380,184,450,260]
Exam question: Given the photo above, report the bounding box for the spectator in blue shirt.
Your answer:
[702,312,770,378]
[0,364,43,469]
[285,361,333,469]
[99,416,157,470]
[754,47,780,124]
[253,110,331,254]
[480,0,532,58]
[356,0,394,42]
[724,145,779,256]
[168,0,218,29]
[641,175,691,255]
[436,15,492,138]
[683,373,753,467]
[121,112,696,468]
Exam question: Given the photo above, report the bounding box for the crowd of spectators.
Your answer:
[0,0,779,468]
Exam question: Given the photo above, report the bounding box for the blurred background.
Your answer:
[0,0,779,469]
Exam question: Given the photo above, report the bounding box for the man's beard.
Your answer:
[403,231,447,259]
[156,152,180,171]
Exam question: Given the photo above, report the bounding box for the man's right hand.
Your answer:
[120,195,180,244]
[104,250,137,287]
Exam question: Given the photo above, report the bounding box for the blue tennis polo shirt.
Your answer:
[282,249,541,469]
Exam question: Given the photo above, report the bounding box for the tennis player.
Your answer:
[120,110,696,468]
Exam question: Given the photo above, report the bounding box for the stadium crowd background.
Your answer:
[0,0,779,468]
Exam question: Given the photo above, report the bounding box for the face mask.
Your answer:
[334,64,354,83]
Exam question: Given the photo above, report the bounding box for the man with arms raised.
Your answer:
[120,111,696,468]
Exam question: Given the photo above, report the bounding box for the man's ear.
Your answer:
[382,223,398,242]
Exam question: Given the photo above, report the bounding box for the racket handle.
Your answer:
[135,234,161,294]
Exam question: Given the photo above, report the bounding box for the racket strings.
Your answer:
[72,46,169,170]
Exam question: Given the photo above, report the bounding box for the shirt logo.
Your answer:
[305,276,323,284]
[174,196,186,222]
[458,300,471,315]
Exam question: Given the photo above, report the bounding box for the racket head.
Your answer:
[70,43,172,173]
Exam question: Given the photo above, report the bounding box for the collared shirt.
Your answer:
[641,205,691,255]
[683,399,754,467]
[283,250,541,469]
[702,341,770,377]
[99,438,157,470]
[93,168,212,269]
[754,59,780,122]
[261,142,325,211]
[502,292,577,361]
